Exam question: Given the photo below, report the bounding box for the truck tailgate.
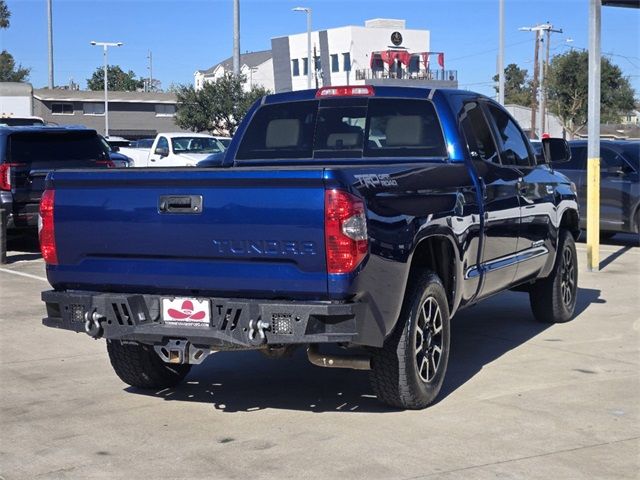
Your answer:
[47,168,328,298]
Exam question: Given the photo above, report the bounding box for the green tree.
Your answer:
[493,63,533,106]
[0,0,10,28]
[0,0,30,82]
[87,65,145,91]
[547,50,635,137]
[0,50,30,82]
[175,74,269,135]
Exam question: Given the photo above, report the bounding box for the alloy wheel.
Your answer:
[560,247,576,307]
[415,296,443,383]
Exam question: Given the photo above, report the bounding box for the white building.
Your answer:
[194,50,274,92]
[194,19,457,94]
[505,104,565,139]
[271,18,457,93]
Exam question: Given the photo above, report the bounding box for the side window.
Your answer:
[157,136,169,151]
[459,102,499,164]
[487,104,532,167]
[566,146,587,170]
[600,147,626,171]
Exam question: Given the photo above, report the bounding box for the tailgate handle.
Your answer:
[158,195,203,214]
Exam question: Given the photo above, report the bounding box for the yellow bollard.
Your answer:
[586,157,600,271]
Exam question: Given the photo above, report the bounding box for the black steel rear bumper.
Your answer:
[41,290,385,348]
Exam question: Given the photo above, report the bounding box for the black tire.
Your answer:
[369,271,450,409]
[106,339,191,389]
[529,230,578,323]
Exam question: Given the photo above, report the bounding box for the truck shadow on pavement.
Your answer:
[126,288,604,413]
[4,232,41,264]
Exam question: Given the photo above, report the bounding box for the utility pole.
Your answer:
[531,30,540,139]
[47,0,54,88]
[497,0,505,104]
[147,50,153,92]
[540,23,563,134]
[233,0,240,76]
[520,25,543,139]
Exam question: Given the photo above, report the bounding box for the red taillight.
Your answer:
[39,189,58,265]
[316,85,375,98]
[0,163,25,191]
[325,189,368,274]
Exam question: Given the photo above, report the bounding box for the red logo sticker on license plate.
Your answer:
[162,298,210,326]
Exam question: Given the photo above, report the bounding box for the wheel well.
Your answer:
[560,209,580,240]
[408,236,456,311]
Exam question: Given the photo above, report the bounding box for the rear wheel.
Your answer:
[107,340,191,389]
[529,230,578,323]
[369,271,450,409]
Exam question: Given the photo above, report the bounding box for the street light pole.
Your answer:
[497,0,505,104]
[90,41,123,138]
[233,0,240,76]
[47,0,54,89]
[293,7,312,89]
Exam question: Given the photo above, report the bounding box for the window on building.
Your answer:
[155,104,176,117]
[83,102,105,115]
[343,53,351,72]
[302,58,309,76]
[371,54,384,72]
[292,59,300,77]
[331,54,339,72]
[51,103,73,115]
[408,56,420,74]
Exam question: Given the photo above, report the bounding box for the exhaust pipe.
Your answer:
[307,344,371,371]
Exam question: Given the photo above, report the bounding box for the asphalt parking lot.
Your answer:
[1,234,638,479]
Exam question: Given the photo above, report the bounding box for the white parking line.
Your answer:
[0,268,49,283]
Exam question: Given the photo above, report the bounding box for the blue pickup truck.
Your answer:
[41,86,579,409]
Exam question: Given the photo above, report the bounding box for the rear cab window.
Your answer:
[235,97,447,161]
[7,130,110,164]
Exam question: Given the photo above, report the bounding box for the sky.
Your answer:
[1,0,639,98]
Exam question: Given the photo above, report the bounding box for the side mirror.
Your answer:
[112,145,120,152]
[542,138,571,165]
[154,146,169,157]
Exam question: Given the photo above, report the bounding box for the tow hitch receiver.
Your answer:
[153,339,213,365]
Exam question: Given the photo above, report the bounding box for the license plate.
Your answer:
[161,298,211,326]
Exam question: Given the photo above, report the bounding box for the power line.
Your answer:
[447,38,530,62]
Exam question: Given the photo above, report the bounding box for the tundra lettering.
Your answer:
[211,239,318,256]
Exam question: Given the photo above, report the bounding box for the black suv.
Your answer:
[1,126,115,240]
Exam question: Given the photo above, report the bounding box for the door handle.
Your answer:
[158,195,203,214]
